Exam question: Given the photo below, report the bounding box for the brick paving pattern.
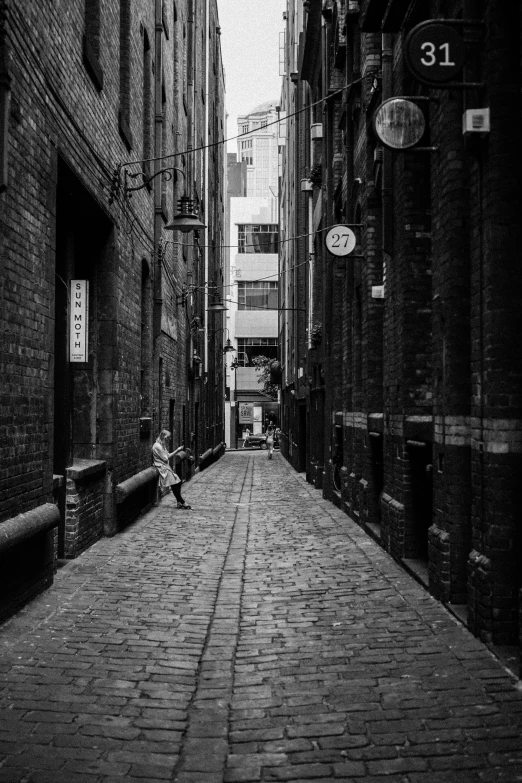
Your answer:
[1,452,522,783]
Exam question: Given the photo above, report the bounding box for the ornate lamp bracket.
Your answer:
[124,166,185,197]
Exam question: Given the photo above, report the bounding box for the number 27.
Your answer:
[331,233,351,247]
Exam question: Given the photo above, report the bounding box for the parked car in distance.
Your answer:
[245,433,268,449]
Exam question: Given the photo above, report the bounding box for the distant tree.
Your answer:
[252,355,279,400]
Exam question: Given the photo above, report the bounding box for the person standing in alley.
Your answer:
[152,430,192,509]
[266,423,275,459]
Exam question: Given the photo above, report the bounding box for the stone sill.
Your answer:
[66,459,107,482]
[402,557,429,589]
[0,503,60,554]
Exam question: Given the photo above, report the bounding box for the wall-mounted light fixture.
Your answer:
[223,338,235,354]
[109,163,206,234]
[207,299,228,312]
[165,194,206,233]
[199,326,235,354]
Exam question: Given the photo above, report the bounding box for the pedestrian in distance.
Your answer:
[266,423,275,459]
[152,429,192,509]
[243,427,251,448]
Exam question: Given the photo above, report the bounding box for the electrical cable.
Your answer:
[164,221,338,251]
[120,74,368,169]
[171,257,309,298]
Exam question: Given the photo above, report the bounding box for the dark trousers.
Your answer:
[171,482,185,505]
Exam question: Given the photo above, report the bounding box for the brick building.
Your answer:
[279,0,522,668]
[0,0,225,620]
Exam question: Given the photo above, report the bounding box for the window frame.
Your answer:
[237,223,279,254]
[237,281,278,311]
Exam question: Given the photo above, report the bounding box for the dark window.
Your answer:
[140,261,152,416]
[118,0,132,149]
[83,0,103,89]
[85,0,101,56]
[238,224,279,253]
[0,13,9,192]
[142,29,152,177]
[237,281,278,311]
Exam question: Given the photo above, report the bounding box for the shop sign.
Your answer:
[70,280,89,362]
[238,402,253,424]
[373,98,425,150]
[405,21,465,84]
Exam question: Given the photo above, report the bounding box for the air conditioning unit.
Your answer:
[310,123,323,140]
[463,108,490,136]
[371,285,385,299]
[300,178,313,192]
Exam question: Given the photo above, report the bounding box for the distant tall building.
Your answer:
[237,102,279,198]
[224,102,282,447]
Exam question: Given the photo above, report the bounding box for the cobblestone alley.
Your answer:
[1,451,522,783]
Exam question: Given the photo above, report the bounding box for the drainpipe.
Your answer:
[187,0,194,192]
[381,33,393,255]
[186,0,195,407]
[203,0,210,377]
[153,0,164,418]
[308,191,314,333]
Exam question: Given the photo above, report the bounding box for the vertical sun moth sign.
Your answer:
[70,280,89,362]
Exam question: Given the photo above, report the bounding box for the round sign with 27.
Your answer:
[325,226,357,257]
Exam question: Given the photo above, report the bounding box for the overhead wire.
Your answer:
[165,214,363,295]
[119,73,368,170]
[163,221,341,252]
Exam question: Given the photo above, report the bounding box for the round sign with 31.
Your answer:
[405,21,465,83]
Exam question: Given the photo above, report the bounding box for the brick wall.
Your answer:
[0,0,225,621]
[282,0,522,661]
[64,462,106,559]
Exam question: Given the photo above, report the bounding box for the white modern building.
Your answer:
[237,101,279,197]
[224,102,282,447]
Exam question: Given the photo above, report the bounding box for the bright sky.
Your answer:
[218,0,285,151]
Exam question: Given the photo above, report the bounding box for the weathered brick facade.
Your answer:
[0,0,225,620]
[280,0,522,669]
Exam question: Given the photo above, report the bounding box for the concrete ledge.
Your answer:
[66,459,106,482]
[199,448,214,471]
[0,504,60,555]
[404,415,433,443]
[368,412,384,433]
[116,467,158,504]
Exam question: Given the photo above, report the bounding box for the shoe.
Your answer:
[177,503,192,509]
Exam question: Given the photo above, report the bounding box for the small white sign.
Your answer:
[325,225,356,257]
[238,402,253,424]
[70,280,89,362]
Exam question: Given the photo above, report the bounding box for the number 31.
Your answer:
[420,41,455,67]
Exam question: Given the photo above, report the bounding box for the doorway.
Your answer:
[406,442,433,559]
[298,404,307,473]
[53,159,113,556]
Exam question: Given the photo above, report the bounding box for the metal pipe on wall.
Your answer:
[204,0,210,375]
[381,33,393,256]
[153,0,164,427]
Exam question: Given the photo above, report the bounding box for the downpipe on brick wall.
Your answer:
[381,33,393,255]
[153,0,164,349]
